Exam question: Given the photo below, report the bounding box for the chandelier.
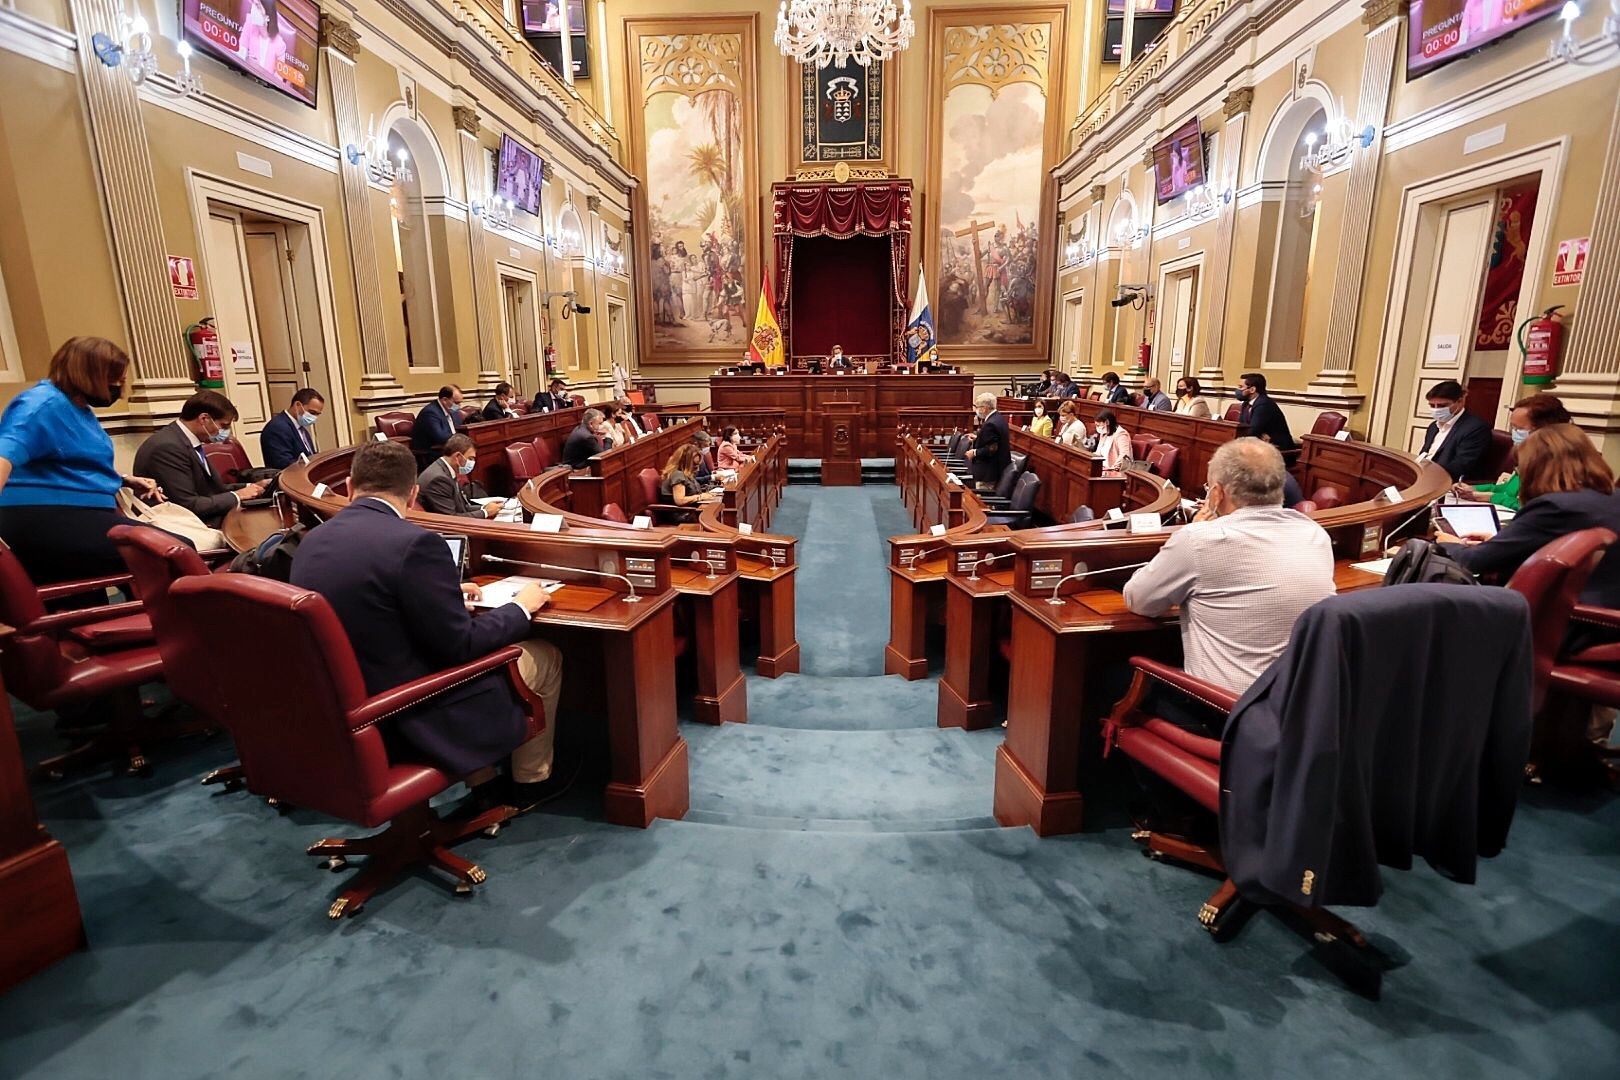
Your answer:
[775,1,915,68]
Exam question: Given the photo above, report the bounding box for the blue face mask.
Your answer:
[211,427,232,444]
[1512,427,1529,445]
[1234,387,1247,401]
[1431,405,1454,423]
[297,411,318,428]
[458,458,475,476]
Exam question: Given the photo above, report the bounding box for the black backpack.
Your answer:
[229,524,308,582]
[1382,538,1478,587]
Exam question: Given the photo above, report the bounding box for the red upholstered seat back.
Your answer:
[601,503,629,524]
[375,413,414,440]
[109,525,216,714]
[637,468,661,507]
[1310,411,1348,438]
[510,399,530,415]
[506,442,540,485]
[1482,429,1515,480]
[1223,403,1242,422]
[643,412,662,431]
[167,574,407,821]
[531,437,556,470]
[0,540,67,697]
[1310,485,1345,509]
[1506,528,1616,711]
[570,394,586,407]
[1146,443,1179,483]
[459,405,482,427]
[203,440,251,484]
[1130,433,1161,461]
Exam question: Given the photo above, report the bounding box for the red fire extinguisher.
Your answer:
[544,343,558,376]
[1518,305,1566,386]
[186,318,224,388]
[1135,342,1151,372]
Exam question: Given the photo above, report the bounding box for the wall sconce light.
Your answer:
[92,2,203,97]
[472,194,514,230]
[1185,183,1227,220]
[1114,219,1151,248]
[345,118,411,185]
[1299,108,1377,174]
[1550,2,1620,63]
[1299,181,1324,219]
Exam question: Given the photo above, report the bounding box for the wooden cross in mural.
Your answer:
[953,219,997,316]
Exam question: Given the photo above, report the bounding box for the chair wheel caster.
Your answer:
[328,897,360,919]
[482,823,502,838]
[467,866,487,885]
[43,769,65,783]
[319,856,348,872]
[125,755,149,775]
[454,882,473,896]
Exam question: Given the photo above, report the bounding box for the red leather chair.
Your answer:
[643,412,663,432]
[458,405,482,427]
[509,400,530,416]
[601,503,629,524]
[569,394,586,408]
[637,467,692,524]
[1129,433,1161,461]
[1145,444,1179,484]
[1310,411,1348,438]
[166,573,544,918]
[506,442,542,487]
[1310,485,1345,510]
[1223,403,1242,422]
[530,437,556,470]
[202,440,252,485]
[374,412,414,443]
[1481,430,1516,482]
[0,540,174,778]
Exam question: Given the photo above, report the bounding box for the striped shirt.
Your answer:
[1123,505,1336,693]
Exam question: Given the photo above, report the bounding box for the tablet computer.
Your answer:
[439,534,469,578]
[1436,503,1501,539]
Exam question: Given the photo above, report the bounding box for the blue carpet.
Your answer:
[4,483,1620,1079]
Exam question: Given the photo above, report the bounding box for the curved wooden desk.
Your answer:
[279,448,691,828]
[221,498,296,555]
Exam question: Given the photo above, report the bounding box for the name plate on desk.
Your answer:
[1129,513,1163,534]
[945,474,962,486]
[738,523,754,535]
[530,514,565,533]
[632,515,653,529]
[930,524,948,536]
[310,483,328,499]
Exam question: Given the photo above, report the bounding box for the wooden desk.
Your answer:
[0,661,86,993]
[710,373,973,461]
[221,499,295,554]
[463,405,585,496]
[569,417,707,520]
[282,450,690,828]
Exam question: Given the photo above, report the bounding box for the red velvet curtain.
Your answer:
[773,181,912,361]
[788,235,894,357]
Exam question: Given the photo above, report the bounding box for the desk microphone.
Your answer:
[1044,561,1153,605]
[480,554,643,602]
[736,549,787,567]
[672,553,721,580]
[966,551,1009,581]
[1384,496,1443,546]
[900,545,942,570]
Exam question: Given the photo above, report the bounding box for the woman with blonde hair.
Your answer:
[1055,400,1087,448]
[660,443,719,508]
[1439,423,1620,606]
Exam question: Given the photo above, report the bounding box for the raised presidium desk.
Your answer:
[888,426,1452,837]
[709,373,973,483]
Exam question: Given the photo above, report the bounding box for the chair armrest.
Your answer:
[37,573,133,604]
[1129,656,1242,714]
[1572,604,1620,632]
[29,600,148,636]
[986,509,1032,525]
[348,645,524,731]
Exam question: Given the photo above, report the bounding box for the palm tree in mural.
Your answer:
[697,89,738,198]
[687,143,732,232]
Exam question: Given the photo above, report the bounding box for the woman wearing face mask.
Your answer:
[1451,393,1570,511]
[1028,401,1053,439]
[1173,376,1211,418]
[1089,409,1133,471]
[716,426,754,470]
[0,337,167,583]
[1055,401,1087,448]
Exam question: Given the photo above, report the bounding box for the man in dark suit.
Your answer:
[1099,371,1129,405]
[132,390,266,527]
[1053,372,1081,398]
[1031,368,1057,397]
[563,408,608,469]
[480,382,517,423]
[412,385,466,456]
[532,377,572,413]
[964,392,1010,489]
[417,435,502,519]
[290,441,565,806]
[260,388,324,469]
[1419,379,1492,481]
[1236,372,1296,451]
[828,344,853,371]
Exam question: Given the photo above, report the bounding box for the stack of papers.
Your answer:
[1350,557,1395,575]
[469,575,564,609]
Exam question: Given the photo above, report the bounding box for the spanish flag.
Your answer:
[748,267,785,368]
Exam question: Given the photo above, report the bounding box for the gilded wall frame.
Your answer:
[624,15,761,365]
[923,4,1067,362]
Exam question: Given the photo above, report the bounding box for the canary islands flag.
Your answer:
[905,265,939,368]
[748,268,784,368]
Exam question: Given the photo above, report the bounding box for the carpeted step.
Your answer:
[741,672,942,730]
[683,723,999,827]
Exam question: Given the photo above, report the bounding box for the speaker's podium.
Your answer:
[820,401,862,486]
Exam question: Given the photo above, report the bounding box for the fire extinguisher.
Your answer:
[543,343,558,376]
[1135,342,1151,372]
[1518,305,1566,386]
[186,318,224,388]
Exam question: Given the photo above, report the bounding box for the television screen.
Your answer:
[1103,14,1173,62]
[1151,119,1206,204]
[520,0,585,34]
[1106,1,1177,12]
[531,32,591,79]
[495,135,543,217]
[1406,0,1562,79]
[181,0,321,109]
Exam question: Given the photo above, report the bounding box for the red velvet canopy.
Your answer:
[771,180,912,362]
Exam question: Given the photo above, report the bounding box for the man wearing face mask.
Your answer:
[134,389,266,527]
[1452,393,1570,510]
[1418,379,1492,482]
[964,392,1010,490]
[1123,438,1335,734]
[260,388,324,469]
[1234,372,1296,452]
[563,408,610,470]
[828,344,853,371]
[417,435,503,518]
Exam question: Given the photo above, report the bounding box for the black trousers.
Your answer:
[0,504,190,587]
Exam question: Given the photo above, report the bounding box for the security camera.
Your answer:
[1111,284,1152,308]
[542,290,590,318]
[571,302,591,316]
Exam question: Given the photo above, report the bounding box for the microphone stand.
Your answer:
[672,554,721,580]
[966,551,1009,581]
[480,554,642,602]
[1045,561,1153,605]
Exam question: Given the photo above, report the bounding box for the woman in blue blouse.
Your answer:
[0,337,165,583]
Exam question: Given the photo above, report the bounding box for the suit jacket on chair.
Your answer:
[411,401,464,454]
[970,411,1011,485]
[289,498,534,775]
[416,457,486,518]
[1420,409,1492,481]
[132,421,245,527]
[260,410,314,470]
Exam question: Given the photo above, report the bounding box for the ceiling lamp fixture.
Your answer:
[775,1,915,69]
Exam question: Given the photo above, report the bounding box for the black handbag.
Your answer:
[1382,538,1478,587]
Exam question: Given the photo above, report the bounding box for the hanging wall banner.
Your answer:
[1473,182,1538,352]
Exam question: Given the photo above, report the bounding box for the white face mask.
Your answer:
[1431,405,1454,423]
